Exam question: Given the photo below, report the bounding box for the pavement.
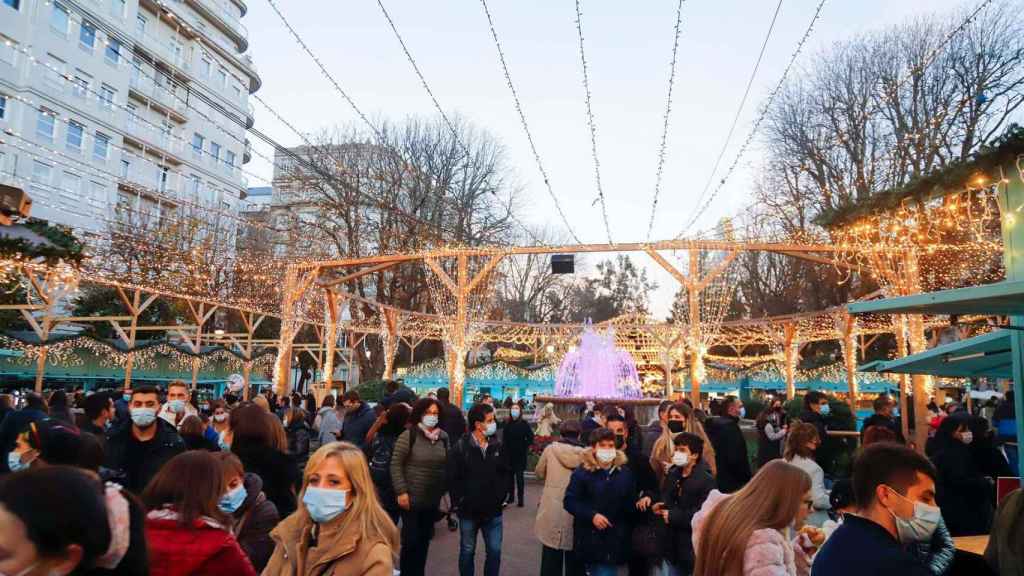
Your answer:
[423,478,543,575]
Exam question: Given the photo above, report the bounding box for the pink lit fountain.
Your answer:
[553,322,643,400]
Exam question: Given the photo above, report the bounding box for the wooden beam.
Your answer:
[645,248,692,288]
[423,258,458,294]
[696,251,739,292]
[20,310,43,339]
[115,286,135,314]
[24,271,49,305]
[108,321,131,346]
[53,316,133,323]
[317,262,400,288]
[137,293,159,315]
[466,254,505,293]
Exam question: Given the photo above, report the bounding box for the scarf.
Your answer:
[418,423,442,443]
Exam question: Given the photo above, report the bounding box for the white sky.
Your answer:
[241,0,970,318]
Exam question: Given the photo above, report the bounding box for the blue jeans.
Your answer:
[458,514,503,576]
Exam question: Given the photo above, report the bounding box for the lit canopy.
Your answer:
[848,280,1024,316]
[861,329,1012,379]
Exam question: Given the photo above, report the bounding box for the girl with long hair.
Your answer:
[783,423,830,527]
[263,442,399,575]
[650,402,717,486]
[229,403,299,517]
[692,460,815,576]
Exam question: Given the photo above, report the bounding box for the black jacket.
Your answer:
[449,433,510,521]
[704,415,751,493]
[181,433,219,452]
[286,418,311,478]
[341,402,376,449]
[563,449,637,566]
[624,442,658,499]
[502,417,535,472]
[861,413,905,443]
[103,419,186,493]
[233,473,280,573]
[800,409,829,444]
[440,401,466,442]
[660,461,715,571]
[933,441,995,536]
[233,445,300,518]
[812,514,930,576]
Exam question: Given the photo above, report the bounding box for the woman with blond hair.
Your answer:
[263,442,399,575]
[783,422,830,527]
[692,460,816,576]
[650,402,716,486]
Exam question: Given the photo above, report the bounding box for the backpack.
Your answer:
[368,435,397,490]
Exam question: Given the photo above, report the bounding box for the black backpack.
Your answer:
[369,435,397,490]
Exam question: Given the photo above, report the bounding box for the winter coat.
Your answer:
[390,426,450,510]
[145,508,257,576]
[440,401,466,442]
[861,413,904,443]
[580,416,603,441]
[233,445,300,518]
[103,419,186,493]
[449,432,510,521]
[536,412,561,437]
[704,415,752,493]
[381,385,417,408]
[232,473,280,573]
[340,402,376,449]
[534,440,584,550]
[799,409,829,469]
[502,417,535,472]
[908,517,955,576]
[933,440,995,536]
[693,491,811,576]
[181,433,219,452]
[624,441,658,499]
[786,455,829,527]
[641,420,663,458]
[563,448,637,566]
[659,461,715,571]
[286,419,311,477]
[262,504,394,576]
[812,513,930,576]
[157,403,199,429]
[314,407,343,446]
[757,411,787,466]
[986,488,1024,576]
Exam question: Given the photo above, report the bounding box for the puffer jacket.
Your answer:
[985,488,1024,576]
[660,460,715,571]
[692,490,811,576]
[314,407,343,446]
[232,473,280,573]
[145,508,257,576]
[563,448,636,566]
[262,506,395,576]
[534,439,584,550]
[390,426,449,510]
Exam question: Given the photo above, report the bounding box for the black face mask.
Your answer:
[667,420,685,434]
[614,433,625,449]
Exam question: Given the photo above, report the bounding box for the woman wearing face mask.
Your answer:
[650,402,716,487]
[390,398,449,576]
[210,400,230,437]
[932,414,996,536]
[367,402,412,524]
[502,401,535,508]
[783,423,830,527]
[692,460,815,576]
[563,428,639,576]
[142,450,258,576]
[263,442,399,576]
[757,398,788,467]
[214,452,280,573]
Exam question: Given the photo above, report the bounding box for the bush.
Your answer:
[354,379,387,403]
[744,397,767,421]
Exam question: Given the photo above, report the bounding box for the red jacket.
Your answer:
[145,511,257,576]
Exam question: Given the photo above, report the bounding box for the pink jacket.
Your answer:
[692,491,810,576]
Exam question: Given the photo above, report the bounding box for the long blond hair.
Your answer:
[651,403,717,478]
[693,460,811,576]
[301,442,399,551]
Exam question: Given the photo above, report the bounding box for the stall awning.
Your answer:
[866,329,1012,379]
[848,280,1024,316]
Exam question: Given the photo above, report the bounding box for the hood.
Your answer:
[579,447,628,472]
[550,441,585,469]
[317,406,336,416]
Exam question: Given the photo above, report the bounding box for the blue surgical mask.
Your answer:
[168,399,186,414]
[7,451,30,472]
[303,486,347,523]
[122,393,131,403]
[819,404,831,416]
[218,484,247,514]
[738,407,746,418]
[422,415,439,429]
[484,421,497,437]
[511,408,521,419]
[130,407,157,427]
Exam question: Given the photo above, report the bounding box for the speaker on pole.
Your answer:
[551,254,574,274]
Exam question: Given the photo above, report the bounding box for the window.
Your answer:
[79,21,96,51]
[111,0,125,18]
[157,165,169,192]
[189,174,200,195]
[93,132,110,161]
[50,3,69,36]
[61,171,81,195]
[0,36,16,67]
[32,161,52,189]
[135,15,146,37]
[210,142,221,163]
[2,0,20,10]
[45,55,65,91]
[66,121,84,152]
[99,84,115,109]
[225,150,236,168]
[36,109,55,143]
[200,58,211,78]
[169,40,183,66]
[120,159,130,178]
[0,95,6,120]
[117,191,134,210]
[233,85,242,101]
[105,39,122,65]
[191,133,204,156]
[71,73,89,98]
[216,68,227,89]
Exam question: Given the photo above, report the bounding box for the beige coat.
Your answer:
[262,509,394,576]
[534,440,584,550]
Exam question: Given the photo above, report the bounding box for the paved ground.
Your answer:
[424,477,543,576]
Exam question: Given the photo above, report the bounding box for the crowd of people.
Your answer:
[0,382,1019,576]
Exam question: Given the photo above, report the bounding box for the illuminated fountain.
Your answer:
[553,322,643,400]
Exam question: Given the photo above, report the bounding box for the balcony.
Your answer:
[120,158,187,203]
[128,73,189,120]
[132,30,192,78]
[124,117,187,159]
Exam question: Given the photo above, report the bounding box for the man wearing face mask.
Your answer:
[861,393,905,444]
[703,396,751,493]
[811,443,937,576]
[450,403,510,576]
[104,385,185,493]
[654,432,714,575]
[502,401,534,508]
[157,381,198,429]
[606,412,658,576]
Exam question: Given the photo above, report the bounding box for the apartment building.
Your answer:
[0,0,260,233]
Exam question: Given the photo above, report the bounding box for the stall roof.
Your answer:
[847,280,1024,316]
[867,329,1012,379]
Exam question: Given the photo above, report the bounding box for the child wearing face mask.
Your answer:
[653,432,715,576]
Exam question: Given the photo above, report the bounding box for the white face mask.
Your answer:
[484,421,497,437]
[422,414,439,429]
[213,413,227,423]
[959,431,974,445]
[672,452,690,467]
[595,447,616,464]
[884,487,941,543]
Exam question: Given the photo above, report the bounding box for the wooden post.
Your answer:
[783,322,797,401]
[122,290,142,389]
[893,315,911,442]
[381,308,399,381]
[903,250,931,453]
[322,290,339,389]
[687,250,703,407]
[839,310,858,413]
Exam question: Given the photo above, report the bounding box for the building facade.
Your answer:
[0,0,259,233]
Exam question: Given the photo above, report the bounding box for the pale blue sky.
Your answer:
[242,0,971,316]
